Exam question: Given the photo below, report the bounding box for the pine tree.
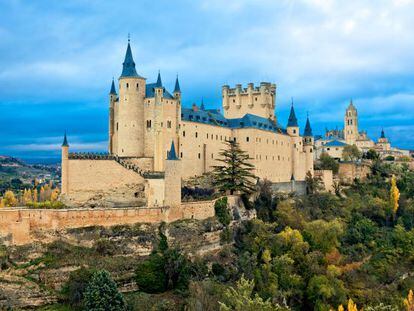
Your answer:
[212,140,257,195]
[390,175,400,218]
[83,270,127,311]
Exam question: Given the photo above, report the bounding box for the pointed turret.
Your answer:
[304,115,313,137]
[167,141,178,160]
[120,40,140,78]
[381,128,385,139]
[62,131,69,147]
[287,102,298,127]
[109,78,117,95]
[174,75,181,93]
[155,71,162,87]
[200,97,205,110]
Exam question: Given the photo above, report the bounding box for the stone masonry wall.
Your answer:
[0,200,216,245]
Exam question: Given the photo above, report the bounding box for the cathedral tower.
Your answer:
[344,100,358,145]
[116,39,146,157]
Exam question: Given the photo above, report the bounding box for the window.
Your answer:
[198,153,201,159]
[136,83,139,89]
[146,120,151,128]
[116,122,118,131]
[167,121,172,128]
[195,132,198,138]
[246,137,249,142]
[211,153,214,159]
[207,134,209,139]
[180,152,183,158]
[293,129,296,134]
[126,83,129,88]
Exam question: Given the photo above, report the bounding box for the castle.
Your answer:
[315,101,410,160]
[61,40,314,207]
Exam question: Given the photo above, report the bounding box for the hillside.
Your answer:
[0,156,60,195]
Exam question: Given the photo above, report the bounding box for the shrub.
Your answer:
[135,254,167,293]
[60,267,95,307]
[83,270,127,311]
[215,197,231,226]
[94,239,117,256]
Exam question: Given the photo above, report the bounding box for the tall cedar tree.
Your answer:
[212,140,257,195]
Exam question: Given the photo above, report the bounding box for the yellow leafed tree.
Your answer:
[337,299,358,311]
[2,190,18,207]
[33,189,38,202]
[405,290,414,311]
[39,186,45,202]
[23,189,32,204]
[50,188,59,202]
[390,175,400,216]
[0,199,5,208]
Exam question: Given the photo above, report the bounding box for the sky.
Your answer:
[0,0,414,163]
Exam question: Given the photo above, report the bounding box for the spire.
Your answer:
[109,78,117,95]
[347,99,356,110]
[200,97,205,110]
[120,38,140,78]
[155,70,162,87]
[381,128,385,139]
[304,114,313,137]
[167,140,179,160]
[62,131,69,147]
[287,100,298,127]
[174,75,181,93]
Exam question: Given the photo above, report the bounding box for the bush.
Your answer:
[26,200,65,209]
[94,239,117,256]
[215,197,231,226]
[60,267,95,307]
[135,254,167,293]
[83,270,127,311]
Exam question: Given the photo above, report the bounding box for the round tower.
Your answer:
[164,141,181,208]
[287,102,299,137]
[108,78,117,154]
[116,39,146,157]
[287,102,301,181]
[303,114,314,175]
[344,100,358,145]
[61,132,69,195]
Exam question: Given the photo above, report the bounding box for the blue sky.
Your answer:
[1,0,414,162]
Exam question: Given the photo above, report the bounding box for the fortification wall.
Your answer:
[0,200,216,245]
[67,159,144,192]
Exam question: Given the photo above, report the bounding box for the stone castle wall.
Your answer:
[0,200,216,245]
[66,159,144,192]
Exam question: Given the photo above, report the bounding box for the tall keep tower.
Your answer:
[115,39,146,157]
[222,82,276,121]
[108,79,117,154]
[344,100,358,145]
[303,115,314,175]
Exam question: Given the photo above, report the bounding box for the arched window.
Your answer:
[146,120,151,128]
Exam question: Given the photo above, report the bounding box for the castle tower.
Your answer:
[61,132,69,195]
[116,39,146,157]
[153,71,165,171]
[173,75,181,101]
[108,79,117,154]
[303,115,314,176]
[344,100,358,145]
[377,128,391,151]
[287,102,301,180]
[222,82,276,120]
[164,141,181,208]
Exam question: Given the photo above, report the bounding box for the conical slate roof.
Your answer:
[120,42,140,78]
[109,79,117,95]
[167,141,179,160]
[155,71,162,87]
[287,104,298,127]
[304,116,313,136]
[62,132,69,147]
[174,75,181,93]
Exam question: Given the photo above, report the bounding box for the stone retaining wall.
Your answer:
[0,200,216,245]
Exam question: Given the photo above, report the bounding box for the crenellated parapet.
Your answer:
[222,82,276,121]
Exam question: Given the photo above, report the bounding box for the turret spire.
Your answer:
[200,97,205,110]
[167,140,178,160]
[120,38,140,78]
[174,75,181,93]
[304,114,313,137]
[381,128,385,139]
[287,100,298,127]
[62,131,69,147]
[155,70,162,87]
[109,78,117,95]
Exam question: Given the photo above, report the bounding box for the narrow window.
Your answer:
[126,83,129,88]
[116,123,118,131]
[183,131,186,137]
[180,152,183,158]
[195,132,198,138]
[146,120,151,128]
[167,121,172,128]
[246,137,249,142]
[198,153,201,159]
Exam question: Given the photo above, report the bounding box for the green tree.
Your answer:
[306,171,323,195]
[318,153,339,174]
[343,145,362,162]
[83,270,127,311]
[365,149,379,161]
[304,219,344,254]
[60,267,95,307]
[215,197,231,226]
[212,140,257,195]
[135,253,167,293]
[219,276,289,311]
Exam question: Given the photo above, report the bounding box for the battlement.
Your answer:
[222,82,276,120]
[222,82,276,97]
